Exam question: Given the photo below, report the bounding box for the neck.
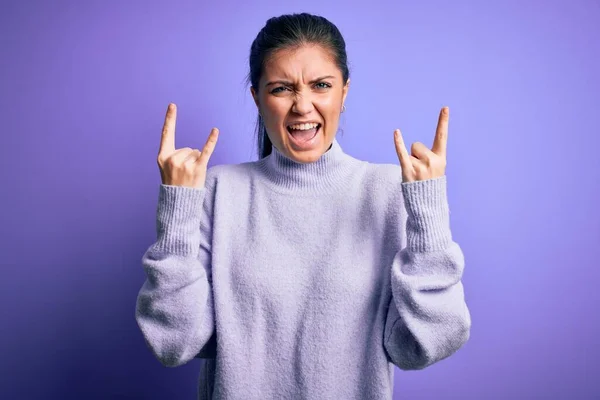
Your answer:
[256,137,357,195]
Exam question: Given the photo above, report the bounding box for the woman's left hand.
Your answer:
[394,106,449,183]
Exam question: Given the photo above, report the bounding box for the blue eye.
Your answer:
[270,82,331,94]
[271,86,288,94]
[315,82,331,89]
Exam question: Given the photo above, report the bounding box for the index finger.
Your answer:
[159,103,177,155]
[432,106,449,158]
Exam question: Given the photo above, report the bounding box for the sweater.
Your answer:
[135,137,471,400]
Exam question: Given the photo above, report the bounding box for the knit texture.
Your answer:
[135,138,471,399]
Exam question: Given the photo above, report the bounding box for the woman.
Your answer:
[135,12,471,400]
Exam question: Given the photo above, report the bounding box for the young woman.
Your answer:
[136,12,471,400]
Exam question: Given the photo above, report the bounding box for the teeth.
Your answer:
[288,123,319,131]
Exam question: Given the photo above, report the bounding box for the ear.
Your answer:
[342,78,350,105]
[250,86,260,109]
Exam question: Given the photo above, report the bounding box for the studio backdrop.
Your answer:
[1,0,598,399]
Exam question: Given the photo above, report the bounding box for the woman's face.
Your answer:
[251,44,350,163]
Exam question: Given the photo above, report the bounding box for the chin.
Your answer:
[284,143,331,164]
[290,152,322,163]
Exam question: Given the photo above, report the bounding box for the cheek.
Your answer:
[316,97,340,120]
[263,97,289,121]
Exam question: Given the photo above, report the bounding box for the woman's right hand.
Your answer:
[157,103,219,189]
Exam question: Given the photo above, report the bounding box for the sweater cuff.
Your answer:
[401,175,452,252]
[154,184,207,255]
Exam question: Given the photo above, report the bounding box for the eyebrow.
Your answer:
[265,75,336,87]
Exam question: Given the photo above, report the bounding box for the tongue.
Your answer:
[289,127,317,142]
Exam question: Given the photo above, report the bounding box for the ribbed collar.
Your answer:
[256,137,359,195]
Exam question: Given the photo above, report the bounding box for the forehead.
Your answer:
[262,44,340,81]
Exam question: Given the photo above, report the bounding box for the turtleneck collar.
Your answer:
[256,137,359,195]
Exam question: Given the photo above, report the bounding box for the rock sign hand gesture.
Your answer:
[394,107,449,183]
[157,103,220,189]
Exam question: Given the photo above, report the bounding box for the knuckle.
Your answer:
[159,154,170,166]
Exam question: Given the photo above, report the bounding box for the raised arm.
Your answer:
[384,107,471,370]
[135,103,219,367]
[384,176,470,370]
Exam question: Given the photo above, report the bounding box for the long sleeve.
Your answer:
[384,175,471,370]
[135,183,216,368]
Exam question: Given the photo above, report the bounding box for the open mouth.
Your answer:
[286,123,322,143]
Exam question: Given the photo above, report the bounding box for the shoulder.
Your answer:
[204,160,258,190]
[358,162,406,221]
[197,162,257,219]
[361,161,404,192]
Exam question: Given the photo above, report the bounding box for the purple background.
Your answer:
[2,0,599,399]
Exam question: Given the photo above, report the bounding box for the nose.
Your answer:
[291,91,314,115]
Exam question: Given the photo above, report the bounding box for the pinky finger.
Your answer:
[394,129,411,172]
[197,128,220,166]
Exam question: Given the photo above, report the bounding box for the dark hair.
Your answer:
[246,13,350,159]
